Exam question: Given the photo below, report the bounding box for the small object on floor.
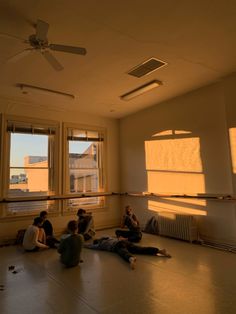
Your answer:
[0,284,5,291]
[8,265,15,271]
[129,257,136,270]
[79,259,84,263]
[12,267,24,274]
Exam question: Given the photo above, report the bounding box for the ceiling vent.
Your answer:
[127,57,167,78]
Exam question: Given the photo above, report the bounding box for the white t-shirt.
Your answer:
[23,225,48,250]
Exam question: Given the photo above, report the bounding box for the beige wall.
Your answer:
[0,97,121,242]
[120,73,236,246]
[2,73,236,246]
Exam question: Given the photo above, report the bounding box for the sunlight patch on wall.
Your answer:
[145,137,205,194]
[145,138,202,172]
[152,130,173,136]
[147,171,205,194]
[148,199,207,216]
[229,128,236,173]
[152,130,192,137]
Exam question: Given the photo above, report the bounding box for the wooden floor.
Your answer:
[0,229,236,314]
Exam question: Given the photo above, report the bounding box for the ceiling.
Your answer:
[0,0,236,119]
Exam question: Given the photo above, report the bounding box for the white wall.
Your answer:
[0,97,121,242]
[120,73,236,246]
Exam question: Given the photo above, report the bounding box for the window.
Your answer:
[65,126,105,211]
[0,116,106,218]
[4,117,59,215]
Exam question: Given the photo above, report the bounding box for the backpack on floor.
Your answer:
[15,229,26,245]
[143,216,159,234]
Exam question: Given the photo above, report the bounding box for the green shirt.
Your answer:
[58,234,83,267]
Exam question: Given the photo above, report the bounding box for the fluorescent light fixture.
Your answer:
[120,80,162,101]
[18,83,75,100]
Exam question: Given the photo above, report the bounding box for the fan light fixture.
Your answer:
[18,83,75,100]
[120,80,162,101]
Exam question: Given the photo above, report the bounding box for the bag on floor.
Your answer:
[143,216,159,234]
[15,229,26,245]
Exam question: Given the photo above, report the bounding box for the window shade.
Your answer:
[7,121,56,135]
[67,129,104,142]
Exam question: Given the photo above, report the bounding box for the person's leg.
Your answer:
[114,240,136,269]
[38,228,46,244]
[128,231,142,243]
[127,243,171,257]
[127,242,159,255]
[114,240,132,262]
[115,230,131,239]
[25,246,39,252]
[46,236,60,248]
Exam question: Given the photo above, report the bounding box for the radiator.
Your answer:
[157,213,198,242]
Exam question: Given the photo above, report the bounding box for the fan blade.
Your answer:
[49,44,87,55]
[0,32,26,42]
[36,19,49,41]
[42,50,63,71]
[7,48,33,63]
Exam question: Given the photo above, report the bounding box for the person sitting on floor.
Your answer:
[84,236,171,270]
[39,210,60,248]
[23,217,49,252]
[77,208,96,241]
[58,220,84,268]
[115,205,142,242]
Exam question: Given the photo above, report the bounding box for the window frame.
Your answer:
[0,116,107,219]
[62,122,107,213]
[1,114,60,217]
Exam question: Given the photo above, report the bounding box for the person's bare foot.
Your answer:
[157,249,172,258]
[129,256,137,269]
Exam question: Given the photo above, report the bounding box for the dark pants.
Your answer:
[115,229,142,242]
[114,240,159,263]
[26,247,39,252]
[46,236,60,248]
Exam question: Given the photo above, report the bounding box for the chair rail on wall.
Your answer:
[0,191,235,203]
[1,191,236,251]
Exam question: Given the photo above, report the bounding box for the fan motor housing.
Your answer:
[29,34,48,49]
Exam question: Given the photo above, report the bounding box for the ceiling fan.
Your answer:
[0,19,87,71]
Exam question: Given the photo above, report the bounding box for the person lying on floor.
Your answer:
[115,205,142,242]
[23,217,49,252]
[84,236,171,270]
[58,220,84,268]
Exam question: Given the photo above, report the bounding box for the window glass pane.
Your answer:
[69,141,98,168]
[9,169,49,196]
[69,169,99,193]
[10,133,48,167]
[6,200,57,215]
[66,197,104,213]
